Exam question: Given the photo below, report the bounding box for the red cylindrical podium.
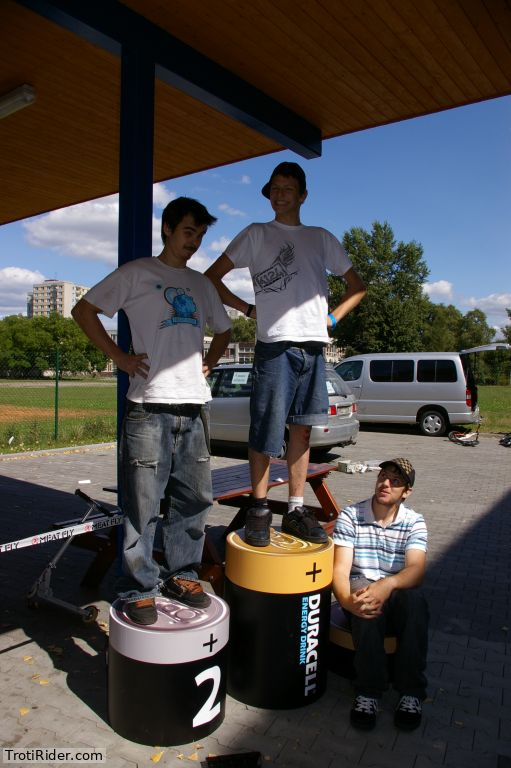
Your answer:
[108,595,229,745]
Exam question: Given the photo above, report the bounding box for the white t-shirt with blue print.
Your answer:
[84,257,230,404]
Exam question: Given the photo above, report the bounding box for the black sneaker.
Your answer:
[125,597,158,625]
[161,577,211,609]
[394,695,422,731]
[282,506,328,544]
[245,504,272,547]
[350,695,378,730]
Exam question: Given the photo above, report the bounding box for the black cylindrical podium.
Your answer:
[225,527,333,709]
[108,595,229,745]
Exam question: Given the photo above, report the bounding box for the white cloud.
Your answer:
[423,283,510,329]
[22,184,178,264]
[462,292,511,331]
[209,236,231,253]
[187,250,253,301]
[224,270,254,301]
[218,203,246,217]
[240,175,251,185]
[188,248,213,273]
[423,280,453,301]
[153,183,175,209]
[23,195,119,264]
[0,266,45,317]
[464,292,511,314]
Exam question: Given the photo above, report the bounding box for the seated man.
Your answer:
[332,458,429,731]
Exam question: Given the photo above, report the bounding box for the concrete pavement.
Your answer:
[0,427,510,767]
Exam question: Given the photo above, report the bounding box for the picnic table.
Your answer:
[56,459,340,593]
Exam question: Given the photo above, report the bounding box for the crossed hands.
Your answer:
[348,579,393,620]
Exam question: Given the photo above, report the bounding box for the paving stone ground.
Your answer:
[0,426,509,767]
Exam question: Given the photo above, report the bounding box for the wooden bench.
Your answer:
[55,459,340,592]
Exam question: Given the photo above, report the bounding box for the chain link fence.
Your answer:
[0,368,117,454]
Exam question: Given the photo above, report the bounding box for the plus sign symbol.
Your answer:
[305,562,322,583]
[203,633,218,653]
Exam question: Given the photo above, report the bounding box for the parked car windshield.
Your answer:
[325,367,351,397]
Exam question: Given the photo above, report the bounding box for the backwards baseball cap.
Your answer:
[261,161,307,198]
[379,458,416,488]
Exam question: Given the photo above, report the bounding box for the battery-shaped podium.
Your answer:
[225,527,333,709]
[108,595,229,745]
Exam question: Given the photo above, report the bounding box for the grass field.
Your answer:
[0,380,116,409]
[0,380,509,453]
[477,385,511,434]
[0,380,117,453]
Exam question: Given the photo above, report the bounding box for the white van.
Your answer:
[335,345,509,436]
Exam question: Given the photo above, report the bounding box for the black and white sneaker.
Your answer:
[282,506,328,544]
[394,695,422,731]
[350,695,378,730]
[245,504,272,547]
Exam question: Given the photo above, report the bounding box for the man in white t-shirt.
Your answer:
[205,162,366,547]
[72,197,231,625]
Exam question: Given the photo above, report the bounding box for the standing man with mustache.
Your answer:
[73,197,231,625]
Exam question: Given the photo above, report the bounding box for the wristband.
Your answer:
[328,313,337,329]
[245,303,254,318]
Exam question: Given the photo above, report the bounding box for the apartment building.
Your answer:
[27,279,89,318]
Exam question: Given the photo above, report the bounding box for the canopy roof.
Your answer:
[2,0,510,225]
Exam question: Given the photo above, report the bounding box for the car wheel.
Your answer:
[419,410,448,436]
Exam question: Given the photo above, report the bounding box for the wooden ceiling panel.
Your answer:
[1,0,510,224]
[153,80,276,180]
[1,2,121,221]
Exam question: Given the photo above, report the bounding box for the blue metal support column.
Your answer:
[117,45,155,458]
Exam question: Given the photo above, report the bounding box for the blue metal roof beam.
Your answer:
[15,0,322,159]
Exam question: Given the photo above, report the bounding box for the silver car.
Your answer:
[207,363,359,454]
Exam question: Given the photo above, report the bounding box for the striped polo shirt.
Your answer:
[332,497,428,582]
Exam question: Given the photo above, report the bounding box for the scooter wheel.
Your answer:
[82,605,99,624]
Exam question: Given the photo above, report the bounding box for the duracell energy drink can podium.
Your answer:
[224,527,334,709]
[108,595,229,745]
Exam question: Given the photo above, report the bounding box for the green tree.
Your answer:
[329,221,430,355]
[420,303,463,351]
[457,309,495,350]
[230,316,256,342]
[43,313,107,373]
[0,315,107,377]
[0,315,53,376]
[502,309,511,345]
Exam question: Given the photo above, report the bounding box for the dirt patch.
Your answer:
[0,406,110,423]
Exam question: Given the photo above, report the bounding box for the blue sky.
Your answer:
[1,95,509,334]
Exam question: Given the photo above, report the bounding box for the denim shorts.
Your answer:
[249,341,328,457]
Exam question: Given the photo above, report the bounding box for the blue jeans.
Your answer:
[348,587,429,699]
[117,402,212,602]
[249,341,328,457]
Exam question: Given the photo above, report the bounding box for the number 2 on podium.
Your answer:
[193,666,221,727]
